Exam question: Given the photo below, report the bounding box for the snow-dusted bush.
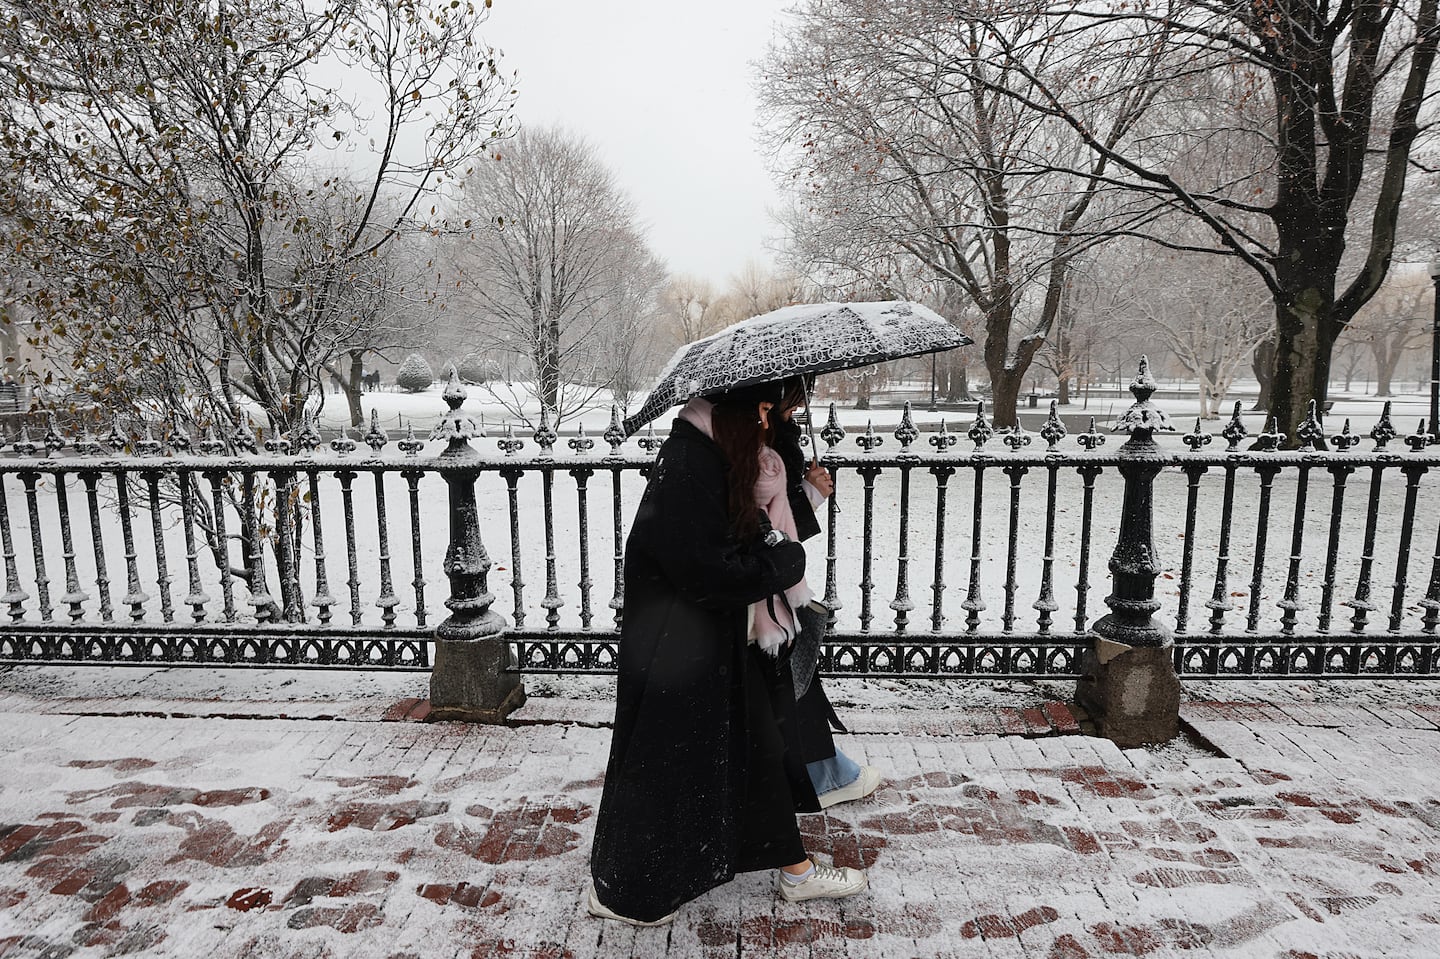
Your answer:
[395,353,435,393]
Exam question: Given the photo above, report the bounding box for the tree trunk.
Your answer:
[1057,375,1071,405]
[1370,340,1401,397]
[1252,336,1277,413]
[343,351,365,427]
[1268,292,1336,445]
[990,370,1023,430]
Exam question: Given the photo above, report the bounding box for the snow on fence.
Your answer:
[1,365,1439,681]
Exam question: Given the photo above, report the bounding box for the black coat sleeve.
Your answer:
[629,434,805,609]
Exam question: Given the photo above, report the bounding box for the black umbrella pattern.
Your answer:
[623,300,972,436]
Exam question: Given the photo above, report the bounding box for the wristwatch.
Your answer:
[763,528,788,548]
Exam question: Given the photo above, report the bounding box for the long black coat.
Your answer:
[590,419,820,922]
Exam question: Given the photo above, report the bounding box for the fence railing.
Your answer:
[1,366,1439,682]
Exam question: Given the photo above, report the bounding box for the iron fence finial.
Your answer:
[894,402,919,457]
[968,401,993,450]
[1371,402,1397,450]
[569,421,595,454]
[1113,355,1173,441]
[330,426,357,455]
[1182,418,1212,451]
[1297,400,1325,451]
[1040,400,1067,451]
[1221,401,1248,451]
[603,406,625,459]
[1077,416,1106,451]
[1405,419,1431,452]
[1331,418,1360,452]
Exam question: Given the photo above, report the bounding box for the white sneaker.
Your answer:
[777,858,868,902]
[586,883,677,926]
[817,765,882,809]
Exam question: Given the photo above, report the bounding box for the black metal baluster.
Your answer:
[605,409,627,630]
[1205,405,1247,634]
[305,467,335,625]
[335,469,362,625]
[608,465,625,628]
[533,411,562,631]
[856,462,881,632]
[928,463,955,633]
[820,405,845,627]
[1000,462,1026,633]
[1344,405,1400,634]
[15,471,50,622]
[855,422,883,632]
[53,470,88,622]
[144,471,176,623]
[1319,422,1362,632]
[1277,462,1311,636]
[888,407,918,632]
[0,473,23,622]
[204,470,238,623]
[1174,421,1212,635]
[1072,420,1106,634]
[1420,507,1440,635]
[1244,419,1284,632]
[372,469,398,627]
[963,463,988,634]
[401,466,427,629]
[1319,465,1353,633]
[1344,466,1386,634]
[499,462,527,629]
[1073,463,1102,633]
[892,465,914,633]
[178,472,209,623]
[570,426,596,631]
[397,427,427,630]
[1274,404,1324,637]
[1389,462,1428,632]
[1030,407,1067,635]
[79,472,112,622]
[962,405,994,634]
[239,474,273,623]
[1033,460,1060,635]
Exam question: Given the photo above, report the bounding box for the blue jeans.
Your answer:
[807,749,861,796]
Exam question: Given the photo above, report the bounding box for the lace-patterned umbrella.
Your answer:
[623,300,971,436]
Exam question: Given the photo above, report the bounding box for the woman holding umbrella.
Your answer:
[760,376,883,809]
[588,381,868,926]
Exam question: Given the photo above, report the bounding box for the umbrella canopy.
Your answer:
[624,300,972,436]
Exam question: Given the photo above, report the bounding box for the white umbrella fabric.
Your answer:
[623,300,971,436]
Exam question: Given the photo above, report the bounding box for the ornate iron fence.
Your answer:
[2,364,1439,680]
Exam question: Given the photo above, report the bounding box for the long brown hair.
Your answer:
[710,400,767,539]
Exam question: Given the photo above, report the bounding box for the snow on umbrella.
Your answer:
[623,300,972,436]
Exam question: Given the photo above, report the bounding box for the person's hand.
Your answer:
[805,461,834,499]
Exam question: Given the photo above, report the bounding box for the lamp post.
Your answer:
[1430,261,1440,444]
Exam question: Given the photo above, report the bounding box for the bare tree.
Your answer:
[1338,263,1434,396]
[0,0,514,436]
[655,275,724,352]
[444,127,665,425]
[759,0,1173,427]
[949,0,1439,441]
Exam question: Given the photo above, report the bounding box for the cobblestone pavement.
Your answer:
[1,668,1438,958]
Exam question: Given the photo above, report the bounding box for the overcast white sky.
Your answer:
[481,0,793,289]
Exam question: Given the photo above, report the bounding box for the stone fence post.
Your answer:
[1075,357,1180,747]
[428,372,525,722]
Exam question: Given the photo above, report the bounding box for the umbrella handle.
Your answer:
[803,392,839,514]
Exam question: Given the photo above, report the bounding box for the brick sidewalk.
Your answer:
[2,673,1439,958]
